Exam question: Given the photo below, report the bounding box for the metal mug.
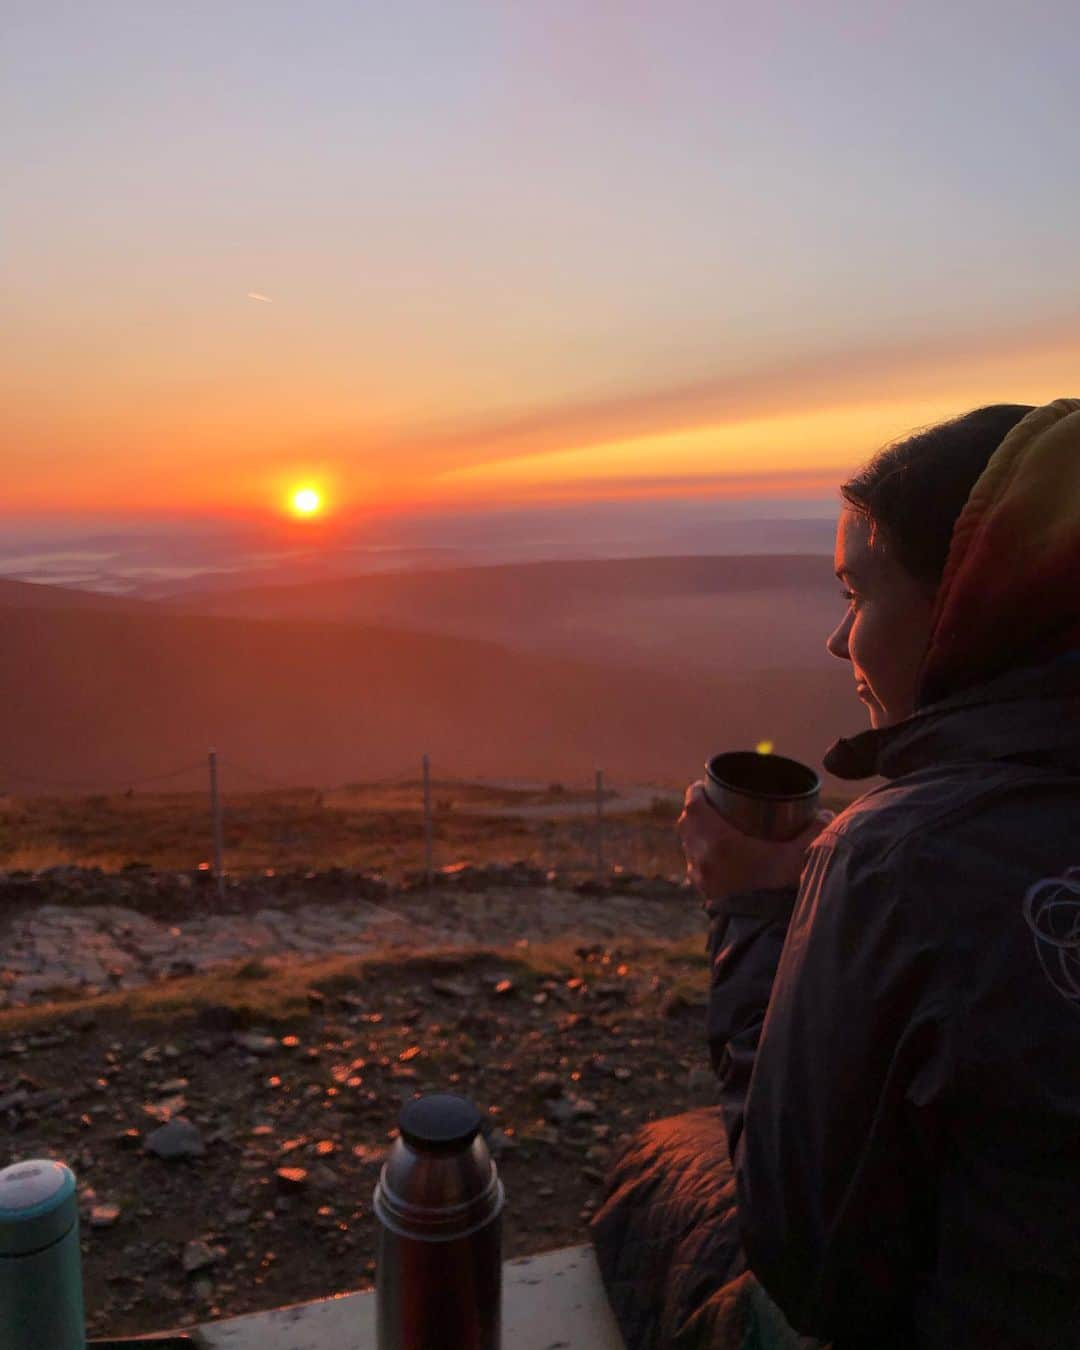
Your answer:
[374,1094,504,1350]
[703,750,821,841]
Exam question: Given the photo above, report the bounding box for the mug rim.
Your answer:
[705,750,820,803]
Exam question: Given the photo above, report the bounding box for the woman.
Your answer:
[591,398,1080,1349]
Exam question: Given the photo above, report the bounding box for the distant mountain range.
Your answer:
[0,578,150,612]
[170,554,844,675]
[1,556,863,794]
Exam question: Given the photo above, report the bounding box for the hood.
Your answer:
[824,653,1080,781]
[916,396,1080,708]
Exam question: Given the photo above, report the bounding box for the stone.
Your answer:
[144,1117,205,1161]
[89,1203,121,1228]
[233,1031,278,1056]
[546,1095,598,1126]
[144,1094,187,1123]
[182,1239,220,1274]
[275,1166,309,1193]
[431,978,474,999]
[485,1128,518,1159]
[309,1163,341,1192]
[545,1098,576,1126]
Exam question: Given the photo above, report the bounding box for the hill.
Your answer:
[0,604,858,793]
[0,577,150,612]
[171,554,843,674]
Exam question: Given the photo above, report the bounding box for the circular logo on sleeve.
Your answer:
[1022,867,1080,1004]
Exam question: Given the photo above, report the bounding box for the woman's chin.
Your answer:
[856,685,888,728]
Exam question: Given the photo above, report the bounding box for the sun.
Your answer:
[290,486,322,517]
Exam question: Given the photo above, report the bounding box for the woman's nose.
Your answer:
[826,611,852,661]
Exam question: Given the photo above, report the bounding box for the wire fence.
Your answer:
[0,751,687,887]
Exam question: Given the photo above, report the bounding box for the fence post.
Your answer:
[208,749,225,901]
[595,768,605,885]
[422,752,434,886]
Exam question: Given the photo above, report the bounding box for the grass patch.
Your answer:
[0,935,709,1035]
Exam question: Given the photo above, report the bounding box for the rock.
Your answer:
[485,1128,518,1159]
[547,1095,598,1125]
[545,1098,576,1126]
[275,1166,308,1193]
[233,1031,278,1056]
[182,1239,220,1275]
[431,978,473,999]
[89,1203,121,1228]
[144,1117,205,1161]
[309,1163,340,1191]
[144,1094,187,1123]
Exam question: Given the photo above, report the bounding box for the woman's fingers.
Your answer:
[677,784,835,902]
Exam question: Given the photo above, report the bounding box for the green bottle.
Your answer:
[0,1158,85,1349]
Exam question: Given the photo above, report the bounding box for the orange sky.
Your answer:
[6,314,1078,522]
[6,5,1079,526]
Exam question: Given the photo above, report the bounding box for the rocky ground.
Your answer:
[0,862,696,1007]
[0,870,717,1340]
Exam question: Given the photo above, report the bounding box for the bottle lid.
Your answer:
[399,1094,482,1154]
[0,1159,78,1257]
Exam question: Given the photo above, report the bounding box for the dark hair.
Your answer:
[840,404,1035,586]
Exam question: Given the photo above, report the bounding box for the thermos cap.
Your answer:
[399,1094,482,1154]
[0,1159,78,1257]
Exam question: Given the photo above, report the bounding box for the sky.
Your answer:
[3,0,1079,534]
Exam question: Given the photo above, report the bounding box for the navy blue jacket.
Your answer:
[708,659,1080,1348]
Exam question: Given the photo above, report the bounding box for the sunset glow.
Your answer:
[3,4,1078,525]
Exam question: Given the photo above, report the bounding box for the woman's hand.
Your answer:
[676,780,833,904]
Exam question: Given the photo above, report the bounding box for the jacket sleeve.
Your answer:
[705,886,798,1159]
[733,833,956,1343]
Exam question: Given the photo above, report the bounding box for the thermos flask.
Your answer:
[0,1158,86,1350]
[374,1094,504,1350]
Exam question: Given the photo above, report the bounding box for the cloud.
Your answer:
[377,308,1080,477]
[246,292,273,303]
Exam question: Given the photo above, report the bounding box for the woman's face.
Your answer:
[827,507,938,728]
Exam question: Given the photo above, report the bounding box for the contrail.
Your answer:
[247,291,273,303]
